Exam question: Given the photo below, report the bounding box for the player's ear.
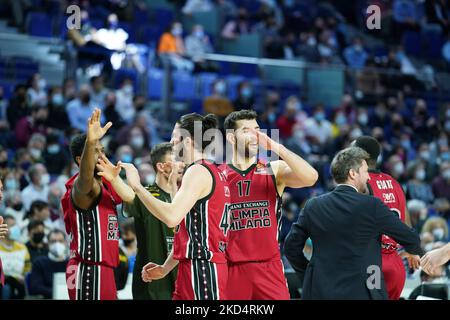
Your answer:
[75,156,81,166]
[225,131,236,146]
[156,162,165,174]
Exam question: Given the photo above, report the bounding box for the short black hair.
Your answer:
[178,113,218,151]
[70,134,87,163]
[27,219,45,232]
[48,229,66,241]
[150,142,173,172]
[224,109,257,130]
[28,200,49,219]
[331,147,370,184]
[353,136,381,168]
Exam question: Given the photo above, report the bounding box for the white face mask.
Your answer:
[393,162,404,176]
[415,169,426,181]
[144,173,155,185]
[30,148,42,160]
[123,85,133,95]
[131,136,144,149]
[40,173,50,186]
[49,242,67,260]
[432,228,445,241]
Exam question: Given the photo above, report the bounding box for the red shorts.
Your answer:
[382,252,406,300]
[172,260,228,300]
[227,259,290,300]
[66,259,117,300]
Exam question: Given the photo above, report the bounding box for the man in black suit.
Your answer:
[284,147,423,300]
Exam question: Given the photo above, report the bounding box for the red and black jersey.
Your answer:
[173,160,231,264]
[367,170,406,253]
[61,174,122,268]
[219,161,283,263]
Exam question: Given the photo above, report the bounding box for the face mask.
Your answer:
[144,173,155,185]
[5,179,17,190]
[419,151,430,161]
[131,136,144,149]
[350,128,363,140]
[32,232,45,244]
[307,37,316,46]
[52,94,64,106]
[8,225,21,241]
[194,30,204,38]
[443,169,450,180]
[49,242,67,259]
[315,112,325,122]
[47,144,60,154]
[358,113,368,125]
[441,152,450,162]
[354,44,363,52]
[30,148,42,160]
[393,162,404,176]
[171,27,182,36]
[268,112,276,123]
[424,242,434,252]
[415,169,426,181]
[41,173,50,186]
[438,138,448,148]
[215,82,226,95]
[38,79,47,90]
[12,203,23,211]
[0,160,7,168]
[121,153,133,163]
[123,85,133,95]
[432,228,445,241]
[122,238,135,247]
[335,114,347,126]
[241,87,252,99]
[401,140,411,150]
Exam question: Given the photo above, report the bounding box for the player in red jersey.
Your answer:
[221,110,318,300]
[353,136,419,300]
[62,109,134,300]
[122,113,231,300]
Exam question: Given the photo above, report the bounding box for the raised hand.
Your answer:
[120,162,141,190]
[96,154,121,182]
[141,262,167,283]
[0,216,8,239]
[87,108,112,142]
[421,246,449,276]
[250,128,280,153]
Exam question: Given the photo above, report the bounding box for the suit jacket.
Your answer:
[284,185,423,300]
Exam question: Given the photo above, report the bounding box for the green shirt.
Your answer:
[124,184,177,300]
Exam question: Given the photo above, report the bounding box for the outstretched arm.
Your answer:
[421,243,450,276]
[122,163,211,228]
[142,248,179,283]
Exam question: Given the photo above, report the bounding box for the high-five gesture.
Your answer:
[96,154,122,182]
[87,108,112,142]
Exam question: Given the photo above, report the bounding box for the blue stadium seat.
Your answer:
[27,12,53,37]
[402,30,422,57]
[148,67,164,100]
[225,75,245,100]
[197,72,218,98]
[239,63,259,78]
[114,68,138,92]
[153,8,174,30]
[190,98,204,114]
[138,25,164,45]
[172,70,196,101]
[0,82,14,100]
[422,27,444,59]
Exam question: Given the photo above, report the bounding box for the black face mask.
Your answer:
[12,203,23,211]
[0,160,7,168]
[32,232,45,244]
[123,238,135,247]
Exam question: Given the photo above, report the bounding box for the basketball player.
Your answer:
[62,108,134,300]
[353,136,419,300]
[122,113,231,300]
[221,109,318,300]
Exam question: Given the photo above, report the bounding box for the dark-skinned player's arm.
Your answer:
[252,129,318,188]
[73,108,112,209]
[121,163,211,228]
[95,154,135,203]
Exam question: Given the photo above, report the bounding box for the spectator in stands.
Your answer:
[21,163,49,212]
[103,91,123,132]
[115,78,135,124]
[6,84,28,130]
[157,22,194,72]
[343,37,368,70]
[47,184,64,230]
[0,215,31,299]
[127,126,150,163]
[442,34,450,67]
[136,162,156,186]
[203,79,234,125]
[234,81,255,111]
[406,161,435,204]
[24,200,52,234]
[254,14,284,58]
[28,229,68,299]
[297,31,320,62]
[182,0,214,15]
[25,220,48,264]
[14,106,48,148]
[276,96,302,139]
[43,133,68,176]
[304,104,333,148]
[386,154,407,184]
[115,144,134,165]
[62,78,77,102]
[185,24,218,72]
[27,133,46,163]
[392,0,421,42]
[47,86,70,130]
[119,220,137,274]
[89,75,109,110]
[422,217,449,243]
[407,199,428,233]
[66,85,101,132]
[432,161,450,199]
[26,74,47,108]
[4,190,26,230]
[221,7,251,39]
[215,0,237,17]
